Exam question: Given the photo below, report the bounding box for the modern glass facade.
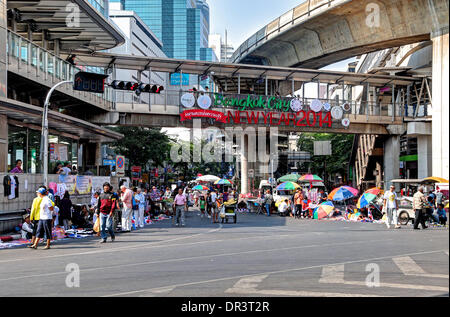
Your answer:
[87,0,109,17]
[113,0,216,62]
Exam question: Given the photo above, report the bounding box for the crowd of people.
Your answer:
[18,179,448,250]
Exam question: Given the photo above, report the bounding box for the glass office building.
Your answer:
[87,0,109,17]
[112,0,215,62]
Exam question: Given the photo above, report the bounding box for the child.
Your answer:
[199,195,206,218]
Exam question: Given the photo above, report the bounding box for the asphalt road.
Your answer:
[0,209,448,297]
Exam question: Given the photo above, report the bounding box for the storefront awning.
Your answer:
[0,97,123,142]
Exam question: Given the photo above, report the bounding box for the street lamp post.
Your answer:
[41,80,72,186]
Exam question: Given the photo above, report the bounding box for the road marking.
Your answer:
[102,249,448,297]
[0,228,366,265]
[225,275,268,294]
[393,256,449,279]
[319,264,345,284]
[0,240,389,283]
[137,287,175,297]
[319,263,448,292]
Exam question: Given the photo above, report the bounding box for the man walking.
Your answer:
[210,190,218,223]
[134,188,146,228]
[383,185,400,229]
[120,185,133,232]
[97,183,116,243]
[413,186,428,230]
[30,187,54,249]
[173,188,187,227]
[264,190,273,217]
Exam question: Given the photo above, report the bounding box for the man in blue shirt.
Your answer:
[435,204,447,225]
[134,188,146,229]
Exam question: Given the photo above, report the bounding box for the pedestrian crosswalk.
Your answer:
[225,251,449,297]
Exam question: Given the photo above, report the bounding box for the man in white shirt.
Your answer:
[278,199,289,216]
[383,185,400,229]
[31,188,54,249]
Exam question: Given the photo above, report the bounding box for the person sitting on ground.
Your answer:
[435,204,447,225]
[278,199,289,217]
[21,214,34,240]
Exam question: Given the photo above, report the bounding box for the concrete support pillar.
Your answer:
[95,143,102,176]
[0,0,7,99]
[0,114,7,172]
[431,32,449,180]
[383,136,400,190]
[417,135,433,179]
[240,134,248,195]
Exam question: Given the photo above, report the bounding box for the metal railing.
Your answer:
[114,90,407,122]
[6,30,113,107]
[231,0,339,63]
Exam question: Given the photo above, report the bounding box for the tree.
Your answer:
[297,133,355,185]
[109,126,172,169]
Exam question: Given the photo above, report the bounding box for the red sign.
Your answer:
[225,110,332,128]
[131,166,142,181]
[180,109,227,123]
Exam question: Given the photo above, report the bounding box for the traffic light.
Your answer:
[110,81,164,96]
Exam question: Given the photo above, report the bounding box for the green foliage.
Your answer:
[109,126,172,169]
[297,133,354,180]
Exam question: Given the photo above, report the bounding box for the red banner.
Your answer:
[180,109,227,123]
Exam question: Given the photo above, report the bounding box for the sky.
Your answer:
[209,0,304,48]
[208,0,354,71]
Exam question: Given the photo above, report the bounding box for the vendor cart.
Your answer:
[220,202,237,224]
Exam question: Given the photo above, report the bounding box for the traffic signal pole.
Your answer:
[41,80,72,187]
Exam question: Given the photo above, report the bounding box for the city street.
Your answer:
[0,210,448,297]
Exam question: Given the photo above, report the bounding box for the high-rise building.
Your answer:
[87,0,109,17]
[209,33,235,62]
[112,0,215,61]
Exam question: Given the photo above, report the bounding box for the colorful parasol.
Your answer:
[214,179,232,185]
[364,187,384,196]
[313,201,334,220]
[299,174,323,182]
[193,185,209,191]
[357,193,377,209]
[277,174,301,183]
[276,182,300,191]
[328,186,359,201]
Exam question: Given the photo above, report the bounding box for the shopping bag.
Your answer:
[93,217,100,233]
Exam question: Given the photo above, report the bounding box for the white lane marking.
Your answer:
[225,275,268,294]
[0,239,389,282]
[137,287,175,297]
[228,289,382,297]
[393,256,449,279]
[102,249,448,297]
[319,264,345,284]
[343,280,448,292]
[0,228,357,265]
